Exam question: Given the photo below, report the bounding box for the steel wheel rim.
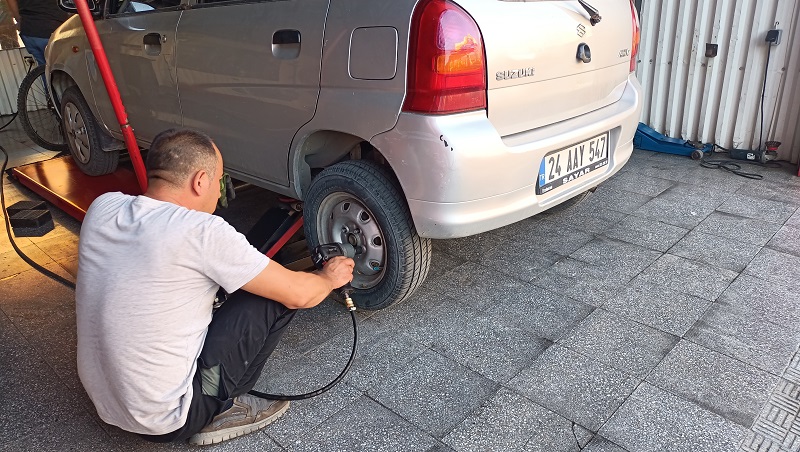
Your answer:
[316,192,386,290]
[63,102,90,163]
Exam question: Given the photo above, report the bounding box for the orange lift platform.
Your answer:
[9,156,141,222]
[8,0,148,222]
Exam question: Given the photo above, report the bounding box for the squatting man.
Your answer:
[76,128,355,445]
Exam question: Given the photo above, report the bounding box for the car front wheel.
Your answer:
[61,86,119,176]
[303,160,431,310]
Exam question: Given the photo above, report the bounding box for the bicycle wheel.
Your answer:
[17,65,68,152]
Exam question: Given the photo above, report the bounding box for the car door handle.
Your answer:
[273,30,300,45]
[143,33,164,56]
[272,30,301,59]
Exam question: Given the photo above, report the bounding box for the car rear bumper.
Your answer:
[371,74,643,239]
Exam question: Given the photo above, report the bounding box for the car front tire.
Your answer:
[61,86,119,176]
[303,160,431,310]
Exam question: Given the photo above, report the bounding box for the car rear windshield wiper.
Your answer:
[578,0,602,25]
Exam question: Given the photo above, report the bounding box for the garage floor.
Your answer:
[2,119,800,451]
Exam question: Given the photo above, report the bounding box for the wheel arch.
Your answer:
[294,130,408,202]
[48,70,79,116]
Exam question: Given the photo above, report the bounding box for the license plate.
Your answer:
[537,132,609,194]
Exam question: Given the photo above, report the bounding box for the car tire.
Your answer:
[304,160,431,310]
[61,86,119,176]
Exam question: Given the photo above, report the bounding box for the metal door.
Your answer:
[88,3,183,142]
[176,0,329,186]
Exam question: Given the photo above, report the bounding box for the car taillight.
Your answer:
[403,0,487,114]
[629,0,640,73]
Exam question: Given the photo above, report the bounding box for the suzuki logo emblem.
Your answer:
[577,24,586,37]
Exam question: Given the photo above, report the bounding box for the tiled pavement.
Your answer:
[2,116,800,451]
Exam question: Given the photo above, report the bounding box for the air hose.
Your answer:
[249,292,358,401]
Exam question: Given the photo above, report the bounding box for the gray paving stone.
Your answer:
[285,394,438,452]
[685,302,800,375]
[363,285,455,338]
[443,388,592,452]
[603,214,688,252]
[717,275,800,332]
[559,309,679,377]
[496,290,593,345]
[656,182,733,207]
[433,230,510,259]
[581,187,654,214]
[787,209,800,229]
[672,167,748,193]
[529,258,624,307]
[716,194,798,224]
[633,196,717,229]
[634,253,738,301]
[735,177,800,203]
[422,261,530,303]
[646,340,777,427]
[426,247,467,279]
[600,382,745,451]
[262,382,363,447]
[275,298,363,355]
[368,350,498,438]
[767,224,800,257]
[744,248,800,287]
[596,170,675,197]
[508,345,639,432]
[602,280,710,336]
[0,313,113,452]
[570,236,663,280]
[583,436,629,452]
[497,219,596,256]
[695,211,782,246]
[538,200,629,235]
[478,239,563,282]
[319,330,427,392]
[667,230,763,272]
[403,302,551,383]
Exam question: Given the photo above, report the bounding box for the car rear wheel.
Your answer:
[304,160,431,310]
[61,86,119,176]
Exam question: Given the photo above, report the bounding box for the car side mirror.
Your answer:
[58,0,102,17]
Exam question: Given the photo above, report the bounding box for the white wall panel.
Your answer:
[0,47,32,116]
[637,0,800,164]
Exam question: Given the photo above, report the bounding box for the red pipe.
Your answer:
[265,216,304,259]
[72,0,148,193]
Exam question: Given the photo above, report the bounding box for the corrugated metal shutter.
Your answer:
[0,48,32,116]
[637,0,800,164]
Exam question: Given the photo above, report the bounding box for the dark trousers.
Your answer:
[140,291,296,443]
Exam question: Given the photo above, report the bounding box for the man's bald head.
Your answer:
[146,128,218,188]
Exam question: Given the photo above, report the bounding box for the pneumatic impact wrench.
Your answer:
[311,242,362,311]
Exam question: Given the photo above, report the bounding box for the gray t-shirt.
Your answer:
[76,192,269,435]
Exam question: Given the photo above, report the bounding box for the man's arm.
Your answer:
[240,256,355,310]
[5,0,20,25]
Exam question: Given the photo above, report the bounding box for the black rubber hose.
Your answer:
[0,144,77,289]
[248,308,359,401]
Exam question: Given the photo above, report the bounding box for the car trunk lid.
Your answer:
[455,0,635,137]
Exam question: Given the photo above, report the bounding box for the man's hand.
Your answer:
[242,256,356,310]
[318,256,355,289]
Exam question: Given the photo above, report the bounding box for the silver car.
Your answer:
[47,0,643,309]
